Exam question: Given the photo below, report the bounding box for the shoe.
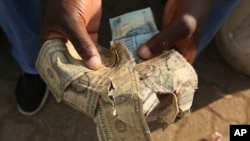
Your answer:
[15,72,49,115]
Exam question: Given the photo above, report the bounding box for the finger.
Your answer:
[65,23,102,70]
[175,40,197,64]
[138,15,196,59]
[86,0,102,42]
[42,32,67,42]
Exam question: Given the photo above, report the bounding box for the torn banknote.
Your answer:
[36,7,198,141]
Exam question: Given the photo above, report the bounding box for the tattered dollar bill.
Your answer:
[109,8,198,125]
[36,8,198,141]
[109,8,160,116]
[36,39,197,139]
[135,50,197,128]
[36,39,152,141]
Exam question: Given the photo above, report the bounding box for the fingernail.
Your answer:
[138,45,152,59]
[86,56,101,70]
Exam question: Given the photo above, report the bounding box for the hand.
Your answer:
[41,0,102,70]
[138,0,214,63]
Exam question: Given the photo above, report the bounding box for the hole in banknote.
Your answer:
[146,94,173,121]
[109,95,114,101]
[108,81,115,91]
[157,94,173,110]
[108,95,117,116]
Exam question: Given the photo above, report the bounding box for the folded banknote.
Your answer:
[36,7,198,141]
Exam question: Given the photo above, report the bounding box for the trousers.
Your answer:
[0,0,240,74]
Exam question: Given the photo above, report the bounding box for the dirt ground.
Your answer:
[0,0,250,141]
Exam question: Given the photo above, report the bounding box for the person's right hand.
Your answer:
[41,0,102,70]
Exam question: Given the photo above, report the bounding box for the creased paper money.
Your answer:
[36,8,198,141]
[36,40,152,141]
[109,8,160,116]
[110,7,158,63]
[135,50,197,128]
[109,8,197,125]
[109,7,158,40]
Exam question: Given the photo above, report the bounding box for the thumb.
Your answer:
[66,25,102,70]
[138,18,194,59]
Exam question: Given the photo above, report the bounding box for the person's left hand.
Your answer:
[138,0,214,63]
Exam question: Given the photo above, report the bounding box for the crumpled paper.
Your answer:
[36,39,198,141]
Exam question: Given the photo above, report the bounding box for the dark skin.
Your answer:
[42,0,102,70]
[41,0,214,70]
[139,0,214,63]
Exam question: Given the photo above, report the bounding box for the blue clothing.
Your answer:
[198,0,241,55]
[0,0,41,74]
[0,0,241,74]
